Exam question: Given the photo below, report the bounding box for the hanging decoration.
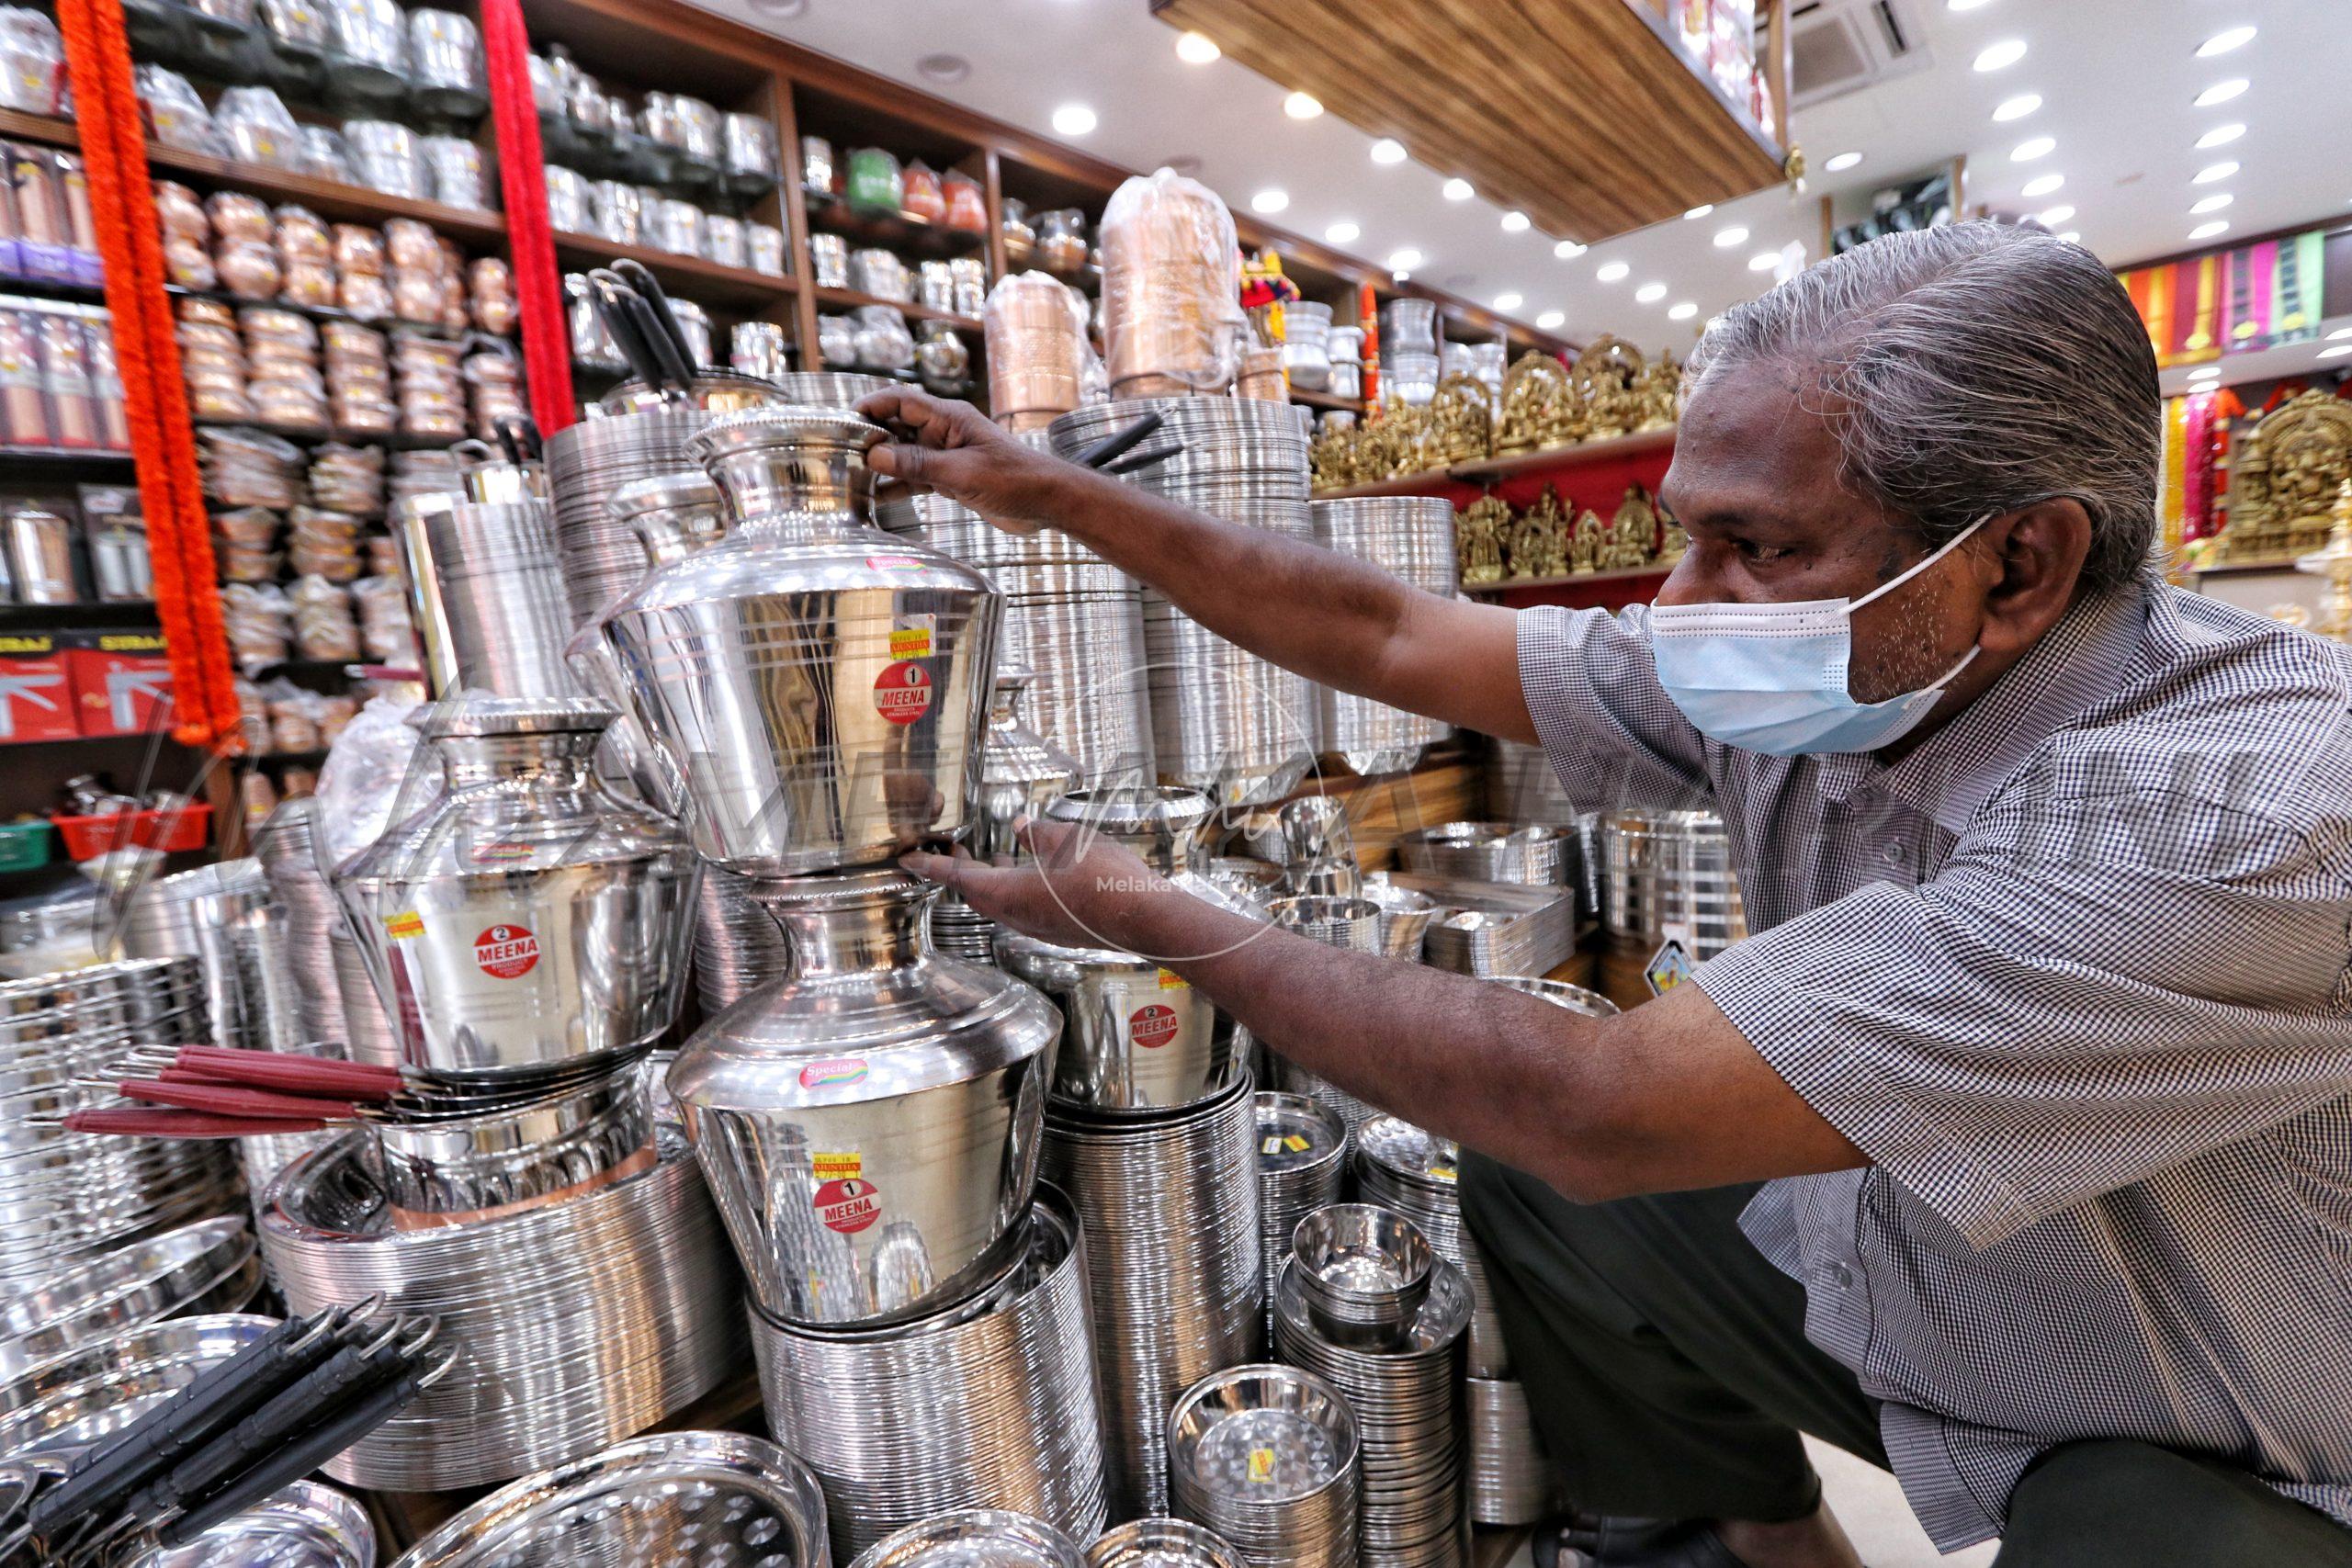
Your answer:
[481,0,575,434]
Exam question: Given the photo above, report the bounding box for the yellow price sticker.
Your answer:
[1247,1447,1277,1484]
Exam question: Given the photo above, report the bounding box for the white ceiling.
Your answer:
[702,0,2351,382]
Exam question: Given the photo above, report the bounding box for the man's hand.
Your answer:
[856,388,1073,534]
[901,814,1170,953]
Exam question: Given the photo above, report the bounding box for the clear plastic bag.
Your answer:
[1100,165,1243,395]
[314,687,425,868]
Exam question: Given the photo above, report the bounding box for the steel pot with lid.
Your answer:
[603,406,1002,878]
[995,786,1267,1114]
[333,694,701,1081]
[666,865,1060,1327]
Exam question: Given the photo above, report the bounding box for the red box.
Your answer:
[0,631,78,742]
[63,629,174,738]
[52,801,211,861]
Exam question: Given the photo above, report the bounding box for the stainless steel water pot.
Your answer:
[334,696,701,1081]
[667,866,1060,1327]
[602,407,1002,877]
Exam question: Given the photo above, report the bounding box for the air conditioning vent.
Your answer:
[1791,0,1930,109]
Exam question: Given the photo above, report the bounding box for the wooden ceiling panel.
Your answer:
[1150,0,1785,243]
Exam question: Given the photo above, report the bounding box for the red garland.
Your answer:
[481,0,574,435]
[58,0,240,749]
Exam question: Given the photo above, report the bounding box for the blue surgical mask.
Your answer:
[1647,515,1988,757]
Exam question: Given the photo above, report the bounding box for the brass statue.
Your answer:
[2297,479,2352,642]
[1508,486,1568,579]
[1427,373,1495,465]
[1633,349,1681,433]
[1569,507,1605,575]
[1498,352,1575,454]
[1573,335,1647,441]
[1456,494,1511,584]
[2224,389,2352,562]
[1609,485,1661,568]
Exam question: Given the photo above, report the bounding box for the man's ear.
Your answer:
[1979,498,2092,655]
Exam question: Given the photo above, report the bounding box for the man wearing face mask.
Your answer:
[861,222,2352,1568]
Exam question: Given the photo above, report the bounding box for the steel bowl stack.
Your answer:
[1395,823,1576,888]
[886,488,1156,791]
[250,799,350,1046]
[1598,808,1749,1010]
[850,1509,1087,1568]
[691,868,791,1013]
[258,1123,744,1491]
[117,861,303,1052]
[0,957,240,1295]
[1308,500,1457,775]
[1043,1070,1261,1520]
[1351,1118,1497,1373]
[390,1431,830,1568]
[1252,1093,1348,1344]
[1167,1363,1360,1568]
[751,1186,1109,1557]
[1483,735,1581,829]
[1272,1228,1471,1568]
[1048,399,1317,808]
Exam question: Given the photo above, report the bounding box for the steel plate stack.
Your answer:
[1253,1093,1348,1343]
[750,1186,1109,1556]
[119,1480,376,1568]
[1272,1249,1471,1568]
[0,958,240,1295]
[118,862,303,1052]
[1043,1071,1261,1519]
[391,1431,830,1568]
[692,869,791,1014]
[1167,1363,1360,1568]
[1308,500,1458,774]
[1352,1118,1497,1372]
[0,1314,277,1460]
[887,487,1156,791]
[251,799,350,1046]
[259,1125,744,1491]
[1465,1378,1558,1526]
[1395,824,1576,888]
[0,1217,259,1382]
[1085,1517,1249,1568]
[1048,399,1317,808]
[850,1510,1087,1568]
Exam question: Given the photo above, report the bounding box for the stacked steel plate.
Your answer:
[1086,1517,1249,1568]
[259,1124,744,1490]
[0,957,239,1295]
[850,1509,1087,1568]
[1352,1118,1496,1372]
[250,799,351,1047]
[690,868,790,1013]
[1464,1378,1558,1526]
[0,1313,277,1460]
[1253,1092,1348,1343]
[1396,823,1576,888]
[751,1188,1109,1556]
[1167,1364,1361,1568]
[1308,499,1457,774]
[888,487,1156,791]
[117,862,303,1052]
[390,1431,829,1568]
[1043,1071,1261,1519]
[1048,398,1317,807]
[118,1480,376,1568]
[0,1216,258,1382]
[1272,1210,1470,1568]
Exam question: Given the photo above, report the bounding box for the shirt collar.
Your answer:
[1846,581,2152,834]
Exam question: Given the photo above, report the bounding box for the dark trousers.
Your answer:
[1458,1155,2352,1568]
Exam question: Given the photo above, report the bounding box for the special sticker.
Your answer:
[873,660,933,725]
[798,1058,869,1090]
[472,923,540,979]
[1128,1002,1180,1050]
[812,1177,882,1235]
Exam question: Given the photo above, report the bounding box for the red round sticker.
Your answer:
[873,660,933,725]
[813,1177,882,1234]
[472,923,540,980]
[1128,1003,1180,1050]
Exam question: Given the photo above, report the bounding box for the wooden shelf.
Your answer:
[150,143,510,245]
[1289,387,1364,414]
[1314,467,1459,500]
[549,231,797,312]
[1451,426,1677,483]
[1464,562,1672,596]
[0,446,134,477]
[804,196,988,260]
[810,285,978,328]
[0,107,76,152]
[0,601,161,627]
[164,286,483,341]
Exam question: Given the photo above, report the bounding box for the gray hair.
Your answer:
[1686,221,2160,595]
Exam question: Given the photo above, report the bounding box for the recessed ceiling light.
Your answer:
[2193,160,2239,185]
[1536,310,1565,330]
[2022,173,2064,197]
[2195,78,2248,107]
[1992,93,2041,122]
[2196,123,2245,150]
[1683,205,1713,220]
[2058,231,2081,244]
[2188,220,2231,241]
[1442,178,1475,201]
[1748,251,1779,272]
[1634,282,1668,303]
[1668,301,1698,321]
[1250,188,1288,214]
[2319,344,2352,360]
[916,52,969,84]
[1713,225,1748,247]
[1948,0,1992,9]
[2198,26,2256,58]
[1596,261,1630,283]
[2011,136,2055,162]
[1324,220,1361,244]
[1370,139,1408,165]
[1050,104,1097,136]
[1174,30,1219,64]
[1387,248,1422,271]
[1283,91,1323,119]
[1500,210,1531,232]
[2038,204,2075,225]
[1973,39,2027,72]
[2191,194,2233,215]
[1493,291,1522,311]
[1825,151,1864,172]
[2329,326,2352,341]
[1553,239,1586,259]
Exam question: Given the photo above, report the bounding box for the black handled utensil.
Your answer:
[610,258,695,374]
[1073,411,1164,470]
[587,271,669,396]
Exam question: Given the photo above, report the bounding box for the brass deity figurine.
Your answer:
[1573,335,1646,441]
[2223,390,2352,562]
[1498,352,1578,453]
[1428,373,1495,465]
[1456,493,1511,583]
[1508,486,1569,579]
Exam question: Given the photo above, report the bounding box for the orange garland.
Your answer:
[57,0,240,749]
